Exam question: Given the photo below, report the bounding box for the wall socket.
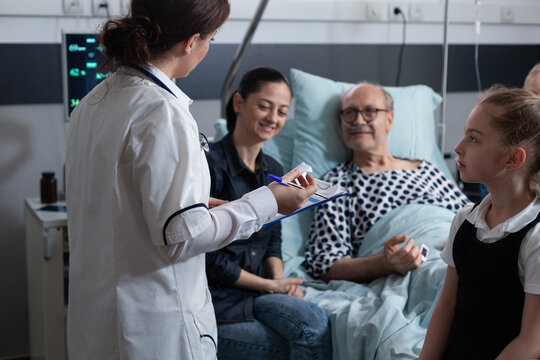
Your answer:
[91,0,109,17]
[501,7,515,23]
[366,3,384,21]
[409,4,423,21]
[62,0,83,15]
[388,4,407,21]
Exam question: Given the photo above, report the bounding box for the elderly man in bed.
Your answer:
[304,83,470,283]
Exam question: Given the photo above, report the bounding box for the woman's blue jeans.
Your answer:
[216,293,332,360]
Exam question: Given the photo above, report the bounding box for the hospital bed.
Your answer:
[214,1,455,358]
[213,68,457,360]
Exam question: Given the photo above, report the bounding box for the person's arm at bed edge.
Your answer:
[320,234,423,283]
[418,265,457,360]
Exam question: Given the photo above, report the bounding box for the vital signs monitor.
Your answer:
[61,31,107,121]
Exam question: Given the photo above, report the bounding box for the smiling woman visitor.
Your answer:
[205,67,332,360]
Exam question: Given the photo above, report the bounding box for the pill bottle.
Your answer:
[40,171,58,204]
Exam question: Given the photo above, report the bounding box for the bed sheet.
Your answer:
[284,204,455,360]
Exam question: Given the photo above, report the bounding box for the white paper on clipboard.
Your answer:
[264,162,349,226]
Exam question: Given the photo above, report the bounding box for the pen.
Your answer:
[268,174,329,200]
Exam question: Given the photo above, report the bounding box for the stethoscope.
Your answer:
[132,65,210,152]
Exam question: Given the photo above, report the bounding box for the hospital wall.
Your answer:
[0,0,539,358]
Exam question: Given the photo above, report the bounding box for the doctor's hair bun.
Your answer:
[99,16,158,68]
[99,0,230,69]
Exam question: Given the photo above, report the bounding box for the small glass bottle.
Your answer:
[40,171,58,204]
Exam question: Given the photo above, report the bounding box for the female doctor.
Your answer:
[65,1,317,359]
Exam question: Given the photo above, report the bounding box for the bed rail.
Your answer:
[439,0,449,153]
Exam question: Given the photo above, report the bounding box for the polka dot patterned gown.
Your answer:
[305,161,470,277]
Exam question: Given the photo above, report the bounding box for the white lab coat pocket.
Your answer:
[192,289,218,359]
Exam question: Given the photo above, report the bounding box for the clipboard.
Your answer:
[264,177,349,226]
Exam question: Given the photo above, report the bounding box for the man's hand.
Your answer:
[268,169,317,215]
[383,235,423,275]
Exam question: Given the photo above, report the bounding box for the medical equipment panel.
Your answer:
[61,32,107,121]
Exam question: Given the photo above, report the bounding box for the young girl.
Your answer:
[205,67,332,360]
[420,85,540,359]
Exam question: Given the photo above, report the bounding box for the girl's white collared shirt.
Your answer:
[441,192,540,295]
[66,64,277,359]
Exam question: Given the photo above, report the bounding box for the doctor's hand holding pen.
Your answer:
[268,168,317,215]
[210,168,317,215]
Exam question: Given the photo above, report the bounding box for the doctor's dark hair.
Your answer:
[226,67,292,133]
[99,0,230,69]
[478,85,540,191]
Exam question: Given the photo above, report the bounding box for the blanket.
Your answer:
[284,204,456,360]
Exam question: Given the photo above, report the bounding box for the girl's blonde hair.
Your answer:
[479,85,540,191]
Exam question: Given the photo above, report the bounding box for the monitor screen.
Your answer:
[61,32,108,121]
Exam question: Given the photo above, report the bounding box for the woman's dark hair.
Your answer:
[226,67,292,133]
[99,0,230,69]
[479,84,540,190]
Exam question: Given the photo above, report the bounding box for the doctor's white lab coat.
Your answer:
[66,65,277,360]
